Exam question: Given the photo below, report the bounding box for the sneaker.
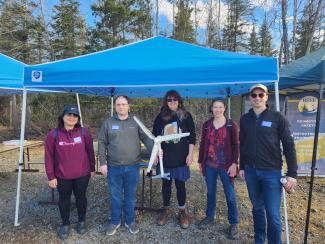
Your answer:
[178,209,189,229]
[57,225,70,240]
[157,208,172,226]
[125,222,139,234]
[106,223,121,236]
[197,217,215,230]
[76,221,86,235]
[228,224,239,240]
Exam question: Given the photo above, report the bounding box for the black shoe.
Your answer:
[57,225,70,240]
[76,221,86,235]
[228,224,238,240]
[197,217,215,230]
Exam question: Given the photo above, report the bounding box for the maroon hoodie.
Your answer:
[45,127,95,180]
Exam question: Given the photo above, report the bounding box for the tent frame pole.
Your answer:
[14,88,27,226]
[304,82,324,244]
[227,88,231,119]
[275,80,290,244]
[76,93,83,127]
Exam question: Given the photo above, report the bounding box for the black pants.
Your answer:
[57,174,90,225]
[162,179,186,207]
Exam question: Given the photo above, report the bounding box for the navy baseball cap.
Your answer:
[63,104,80,116]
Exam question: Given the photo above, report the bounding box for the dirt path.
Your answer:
[0,147,324,243]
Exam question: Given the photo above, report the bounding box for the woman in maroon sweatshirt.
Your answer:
[45,105,95,240]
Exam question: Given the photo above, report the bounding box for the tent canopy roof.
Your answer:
[279,48,325,92]
[0,53,26,94]
[24,36,278,98]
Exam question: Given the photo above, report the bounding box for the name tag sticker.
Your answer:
[262,121,272,127]
[73,137,82,143]
[112,125,119,130]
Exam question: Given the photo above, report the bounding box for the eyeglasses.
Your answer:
[167,98,178,102]
[66,113,78,118]
[250,93,265,98]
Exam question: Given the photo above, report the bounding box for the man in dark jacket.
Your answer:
[239,84,297,244]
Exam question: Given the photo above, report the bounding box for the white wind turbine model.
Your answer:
[133,116,190,180]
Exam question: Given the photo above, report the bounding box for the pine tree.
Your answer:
[259,18,275,57]
[131,0,153,39]
[295,0,324,58]
[222,0,252,51]
[173,0,196,43]
[248,25,259,55]
[50,0,87,60]
[0,0,40,63]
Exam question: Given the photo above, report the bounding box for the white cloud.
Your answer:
[249,0,276,11]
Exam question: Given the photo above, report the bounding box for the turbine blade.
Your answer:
[133,116,155,140]
[159,132,190,142]
[146,143,159,172]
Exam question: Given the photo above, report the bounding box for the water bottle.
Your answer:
[280,177,294,194]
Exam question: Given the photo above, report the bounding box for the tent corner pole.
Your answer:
[14,88,27,227]
[303,82,324,244]
[76,93,83,127]
[227,87,231,119]
[275,80,290,244]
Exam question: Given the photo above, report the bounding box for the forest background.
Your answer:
[0,0,324,139]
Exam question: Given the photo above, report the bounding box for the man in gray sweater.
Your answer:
[98,95,153,235]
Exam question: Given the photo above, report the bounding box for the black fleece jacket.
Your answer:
[240,108,297,178]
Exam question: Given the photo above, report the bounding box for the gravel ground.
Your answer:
[0,145,324,244]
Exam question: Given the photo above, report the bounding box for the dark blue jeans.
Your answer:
[244,164,282,244]
[108,164,140,225]
[205,165,238,224]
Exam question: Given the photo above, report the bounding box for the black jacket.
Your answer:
[240,108,297,178]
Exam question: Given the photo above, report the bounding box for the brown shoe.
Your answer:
[178,209,189,229]
[157,208,172,226]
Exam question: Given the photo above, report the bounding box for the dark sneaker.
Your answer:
[178,209,189,229]
[228,224,239,240]
[197,217,215,230]
[157,208,172,226]
[106,223,121,236]
[76,221,86,235]
[57,225,70,240]
[125,222,139,234]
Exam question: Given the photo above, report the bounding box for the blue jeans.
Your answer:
[108,164,140,225]
[244,164,282,244]
[205,165,238,224]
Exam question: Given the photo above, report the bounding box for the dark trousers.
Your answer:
[57,174,90,225]
[162,179,186,207]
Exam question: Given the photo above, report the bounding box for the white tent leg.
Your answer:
[111,96,114,117]
[14,88,27,227]
[227,96,231,119]
[76,93,83,127]
[275,81,290,244]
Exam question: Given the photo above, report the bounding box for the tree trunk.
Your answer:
[281,0,289,64]
[291,0,298,60]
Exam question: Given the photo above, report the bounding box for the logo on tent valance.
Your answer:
[31,71,42,82]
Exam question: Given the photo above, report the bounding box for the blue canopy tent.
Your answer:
[279,48,325,244]
[16,36,288,238]
[0,53,26,93]
[24,36,278,98]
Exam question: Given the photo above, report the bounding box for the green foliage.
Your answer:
[248,24,259,55]
[295,1,323,59]
[90,0,153,51]
[172,0,196,43]
[259,18,275,57]
[0,0,42,64]
[50,0,87,60]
